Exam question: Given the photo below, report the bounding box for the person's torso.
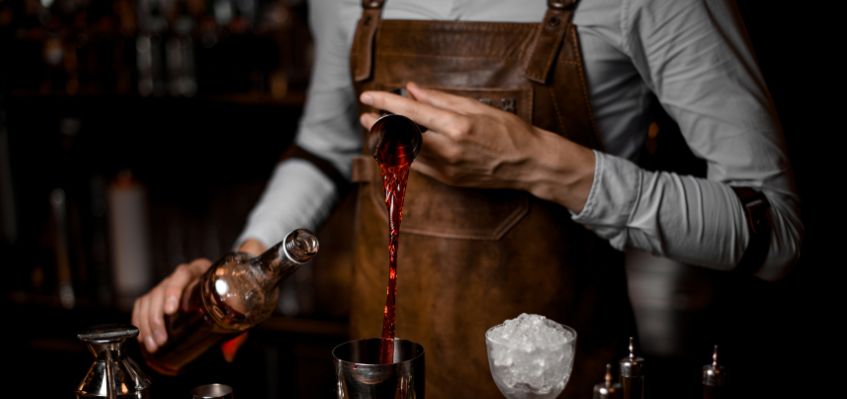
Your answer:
[346,1,637,398]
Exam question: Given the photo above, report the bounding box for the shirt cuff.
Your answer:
[571,151,641,235]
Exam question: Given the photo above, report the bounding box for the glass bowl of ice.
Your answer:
[485,313,577,399]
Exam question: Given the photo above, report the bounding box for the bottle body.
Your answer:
[143,229,318,375]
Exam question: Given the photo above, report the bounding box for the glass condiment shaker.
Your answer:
[702,345,726,399]
[77,324,151,399]
[620,337,645,399]
[594,364,622,399]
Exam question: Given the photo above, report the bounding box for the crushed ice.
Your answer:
[486,313,576,398]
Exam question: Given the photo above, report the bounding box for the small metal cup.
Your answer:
[332,338,424,399]
[191,384,233,399]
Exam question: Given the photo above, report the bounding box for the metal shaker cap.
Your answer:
[78,324,138,343]
[702,345,726,387]
[619,337,645,377]
[192,384,233,399]
[76,324,151,399]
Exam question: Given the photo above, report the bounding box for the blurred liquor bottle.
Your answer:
[137,0,167,96]
[107,171,154,309]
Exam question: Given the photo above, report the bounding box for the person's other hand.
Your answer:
[360,82,539,190]
[359,82,595,212]
[131,239,266,353]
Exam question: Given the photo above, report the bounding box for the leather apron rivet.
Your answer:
[548,0,570,9]
[547,15,561,28]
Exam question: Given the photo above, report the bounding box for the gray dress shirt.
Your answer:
[238,0,802,281]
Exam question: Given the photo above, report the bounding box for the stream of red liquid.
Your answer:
[378,161,410,364]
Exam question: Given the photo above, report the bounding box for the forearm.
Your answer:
[236,160,338,248]
[522,133,751,272]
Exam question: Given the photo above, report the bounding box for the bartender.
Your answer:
[132,0,802,397]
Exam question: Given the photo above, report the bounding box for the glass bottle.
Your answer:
[143,228,319,375]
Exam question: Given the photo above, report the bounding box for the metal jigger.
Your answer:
[619,337,645,399]
[702,345,726,399]
[594,364,621,399]
[333,338,425,399]
[76,324,151,399]
[368,113,423,167]
[367,88,424,168]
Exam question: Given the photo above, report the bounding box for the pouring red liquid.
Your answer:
[369,113,422,364]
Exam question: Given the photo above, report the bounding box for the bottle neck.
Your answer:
[252,242,302,286]
[251,229,319,287]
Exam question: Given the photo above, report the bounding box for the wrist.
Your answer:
[525,129,596,212]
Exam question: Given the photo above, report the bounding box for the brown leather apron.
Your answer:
[349,1,636,397]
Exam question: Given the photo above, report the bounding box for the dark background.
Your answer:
[0,0,842,398]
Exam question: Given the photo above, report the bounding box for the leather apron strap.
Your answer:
[524,0,578,83]
[354,0,581,86]
[352,0,386,82]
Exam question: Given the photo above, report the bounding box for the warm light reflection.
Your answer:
[215,279,229,296]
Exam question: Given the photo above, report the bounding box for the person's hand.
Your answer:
[131,239,267,353]
[132,258,211,353]
[359,82,596,212]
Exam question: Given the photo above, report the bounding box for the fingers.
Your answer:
[131,297,142,343]
[136,294,157,352]
[148,285,167,346]
[419,128,460,163]
[163,259,212,314]
[405,82,483,113]
[360,89,463,135]
[360,112,380,131]
[131,258,212,353]
[361,109,464,170]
